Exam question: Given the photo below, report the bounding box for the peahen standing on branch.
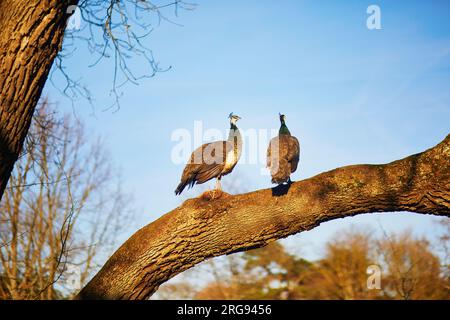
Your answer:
[267,113,300,184]
[175,113,242,196]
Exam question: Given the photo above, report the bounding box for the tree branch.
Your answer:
[76,134,450,300]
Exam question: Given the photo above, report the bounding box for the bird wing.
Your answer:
[286,136,300,173]
[267,135,290,167]
[195,163,224,184]
[266,135,300,183]
[180,141,228,186]
[266,139,272,168]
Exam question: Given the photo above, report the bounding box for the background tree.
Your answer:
[194,243,315,300]
[435,219,450,291]
[156,227,449,300]
[313,229,378,300]
[377,231,448,299]
[0,100,133,299]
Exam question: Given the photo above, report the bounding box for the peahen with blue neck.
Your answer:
[175,113,242,196]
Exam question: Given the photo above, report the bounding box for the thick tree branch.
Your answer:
[0,0,78,201]
[77,134,450,300]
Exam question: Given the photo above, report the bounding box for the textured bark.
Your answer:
[0,0,77,200]
[77,134,450,300]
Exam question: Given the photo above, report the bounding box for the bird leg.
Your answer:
[215,178,222,191]
[209,177,222,199]
[201,177,229,200]
[201,178,223,200]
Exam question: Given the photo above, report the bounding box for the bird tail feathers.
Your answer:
[175,181,188,195]
[270,159,291,184]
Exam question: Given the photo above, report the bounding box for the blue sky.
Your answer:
[44,0,450,260]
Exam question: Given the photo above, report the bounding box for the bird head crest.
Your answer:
[229,113,241,120]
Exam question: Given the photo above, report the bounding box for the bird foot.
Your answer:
[200,189,225,200]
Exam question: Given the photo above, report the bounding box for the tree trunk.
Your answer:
[77,134,450,300]
[0,0,76,200]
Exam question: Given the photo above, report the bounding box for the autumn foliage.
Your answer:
[156,226,449,300]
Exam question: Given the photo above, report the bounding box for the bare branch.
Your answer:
[0,101,135,299]
[53,0,196,111]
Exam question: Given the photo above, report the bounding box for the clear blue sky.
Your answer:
[44,0,450,260]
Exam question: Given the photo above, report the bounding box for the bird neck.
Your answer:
[228,124,242,151]
[279,121,291,135]
[228,124,240,140]
[230,122,238,131]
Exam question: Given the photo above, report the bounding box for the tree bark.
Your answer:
[0,0,77,201]
[76,134,450,300]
